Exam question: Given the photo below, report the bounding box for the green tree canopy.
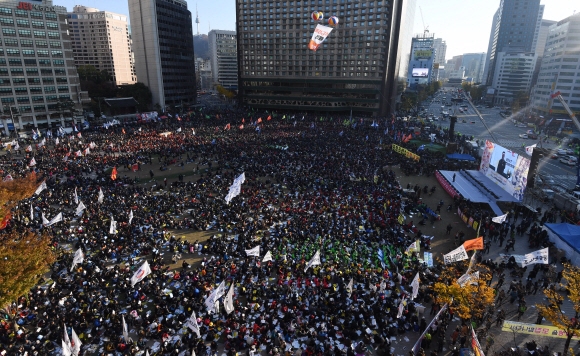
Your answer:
[117,83,153,112]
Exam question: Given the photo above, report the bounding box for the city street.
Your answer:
[423,97,577,190]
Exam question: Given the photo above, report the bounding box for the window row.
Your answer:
[2,28,60,39]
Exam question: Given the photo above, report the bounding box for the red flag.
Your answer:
[0,213,11,230]
[111,167,117,181]
[224,123,231,131]
[239,124,244,130]
[267,115,271,121]
[132,163,139,172]
[122,128,126,134]
[257,118,262,123]
[242,118,245,123]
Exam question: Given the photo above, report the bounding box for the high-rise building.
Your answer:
[533,19,556,57]
[395,0,417,84]
[67,6,135,86]
[484,0,541,86]
[461,53,486,84]
[432,38,446,65]
[530,13,580,117]
[482,8,500,85]
[128,0,196,110]
[235,0,410,117]
[407,33,435,89]
[208,30,238,90]
[0,0,87,134]
[491,51,537,106]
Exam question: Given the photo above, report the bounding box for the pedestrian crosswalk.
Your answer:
[551,175,577,181]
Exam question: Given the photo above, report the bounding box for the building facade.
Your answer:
[67,6,135,86]
[407,33,434,89]
[208,30,238,90]
[0,0,86,135]
[432,38,446,66]
[461,52,486,84]
[235,0,408,117]
[530,13,580,117]
[128,0,196,110]
[490,51,537,106]
[484,0,541,86]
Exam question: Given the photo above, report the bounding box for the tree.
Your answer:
[536,263,580,356]
[0,174,56,309]
[432,258,496,321]
[117,83,153,112]
[216,85,236,100]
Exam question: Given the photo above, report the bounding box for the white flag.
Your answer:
[34,181,47,195]
[98,188,104,203]
[83,147,90,155]
[75,201,86,216]
[224,283,235,314]
[29,157,36,166]
[443,244,469,264]
[131,261,152,287]
[397,298,406,318]
[74,187,79,204]
[204,280,226,313]
[304,250,321,272]
[71,327,82,356]
[63,323,72,355]
[70,248,84,272]
[245,245,260,257]
[30,204,34,221]
[346,278,353,295]
[225,172,245,204]
[262,250,273,262]
[492,213,507,224]
[128,209,134,225]
[46,212,62,227]
[122,315,130,342]
[55,138,60,145]
[109,216,117,234]
[185,311,201,338]
[62,339,72,356]
[410,273,420,300]
[457,271,480,287]
[177,127,182,133]
[521,247,549,267]
[525,144,536,156]
[41,213,49,226]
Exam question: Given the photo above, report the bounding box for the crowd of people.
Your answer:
[0,108,549,356]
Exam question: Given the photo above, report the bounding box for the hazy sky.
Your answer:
[57,0,577,60]
[412,0,578,59]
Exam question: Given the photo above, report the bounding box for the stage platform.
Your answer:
[437,170,520,215]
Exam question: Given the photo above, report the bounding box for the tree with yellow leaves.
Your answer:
[536,263,580,356]
[433,258,496,321]
[0,174,56,309]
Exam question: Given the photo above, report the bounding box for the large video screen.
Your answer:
[479,140,530,201]
[412,68,430,77]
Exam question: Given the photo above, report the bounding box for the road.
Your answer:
[423,95,577,190]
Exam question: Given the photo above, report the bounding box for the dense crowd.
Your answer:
[0,109,518,356]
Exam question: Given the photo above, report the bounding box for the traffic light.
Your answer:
[526,147,547,189]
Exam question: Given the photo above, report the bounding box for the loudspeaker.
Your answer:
[448,116,457,141]
[527,147,547,189]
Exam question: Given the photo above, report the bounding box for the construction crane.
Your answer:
[419,6,429,36]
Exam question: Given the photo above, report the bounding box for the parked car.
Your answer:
[519,134,528,139]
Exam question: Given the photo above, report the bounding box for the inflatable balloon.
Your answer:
[311,11,321,21]
[328,16,339,26]
[318,12,324,20]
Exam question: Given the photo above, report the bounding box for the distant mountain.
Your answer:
[194,35,209,59]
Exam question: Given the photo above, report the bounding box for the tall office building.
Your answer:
[208,30,238,90]
[67,6,135,86]
[530,13,580,117]
[461,53,486,84]
[484,0,541,86]
[235,0,409,116]
[128,0,196,110]
[407,33,435,89]
[490,51,536,106]
[482,9,500,85]
[432,38,446,65]
[395,0,417,83]
[0,0,86,134]
[533,19,556,57]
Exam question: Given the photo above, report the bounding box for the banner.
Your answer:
[304,250,321,272]
[223,283,235,314]
[70,248,84,272]
[392,144,420,161]
[457,271,479,287]
[423,252,433,267]
[245,245,260,257]
[262,251,273,262]
[492,213,507,223]
[444,245,468,264]
[410,273,420,300]
[131,261,152,287]
[521,248,549,267]
[502,320,580,340]
[412,303,448,354]
[185,311,201,338]
[471,326,486,356]
[463,237,483,251]
[308,24,333,51]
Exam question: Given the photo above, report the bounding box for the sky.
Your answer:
[55,0,577,60]
[411,0,578,59]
